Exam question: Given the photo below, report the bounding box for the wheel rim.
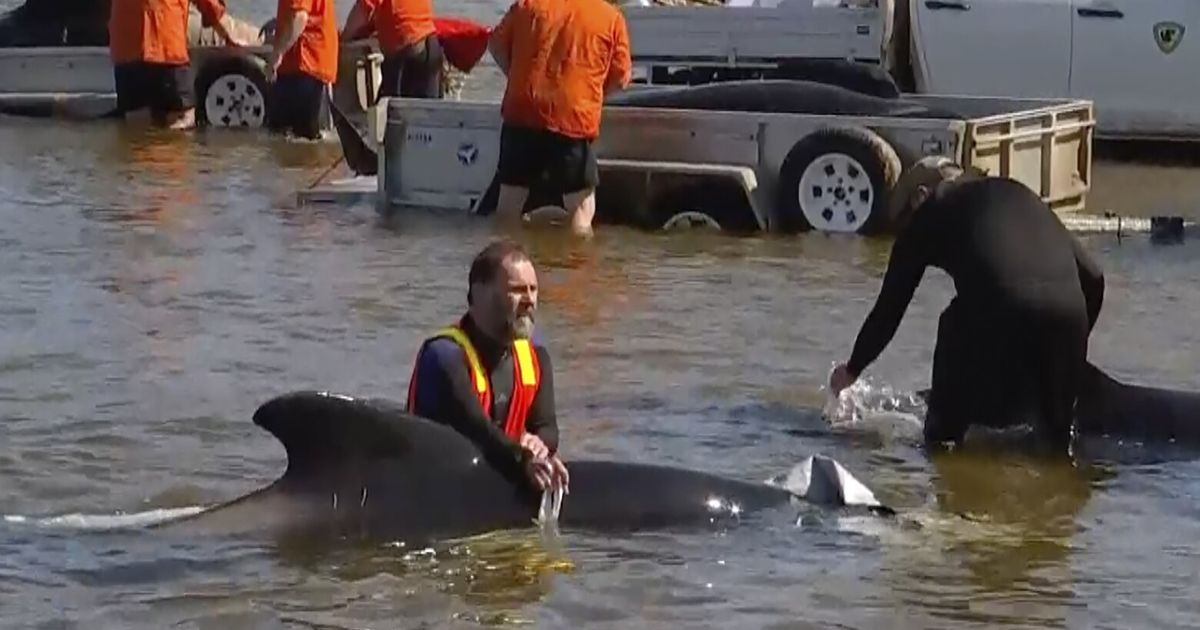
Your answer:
[204,74,266,128]
[797,152,874,233]
[662,211,722,231]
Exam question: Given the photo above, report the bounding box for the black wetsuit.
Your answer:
[408,315,558,484]
[847,176,1105,449]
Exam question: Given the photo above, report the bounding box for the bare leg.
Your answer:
[164,108,196,131]
[495,184,531,228]
[562,187,596,238]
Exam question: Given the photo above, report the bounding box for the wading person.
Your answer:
[486,0,632,237]
[108,0,242,129]
[265,0,338,139]
[340,0,443,99]
[829,156,1105,455]
[406,240,569,494]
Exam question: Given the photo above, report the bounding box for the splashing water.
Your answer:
[822,368,927,432]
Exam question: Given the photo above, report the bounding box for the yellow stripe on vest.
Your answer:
[514,339,537,386]
[435,326,488,395]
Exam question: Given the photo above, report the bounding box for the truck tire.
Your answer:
[776,127,902,235]
[195,53,271,128]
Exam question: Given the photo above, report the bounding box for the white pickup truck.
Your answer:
[624,0,1197,141]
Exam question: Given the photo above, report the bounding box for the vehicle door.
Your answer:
[911,0,1073,97]
[1070,0,1200,138]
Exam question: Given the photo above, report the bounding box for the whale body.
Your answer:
[152,391,892,545]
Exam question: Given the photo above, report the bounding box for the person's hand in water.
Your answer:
[829,363,857,397]
[548,455,569,494]
[525,457,554,491]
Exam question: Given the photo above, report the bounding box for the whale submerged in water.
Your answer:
[151,391,893,544]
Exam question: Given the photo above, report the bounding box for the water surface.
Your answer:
[2,1,1200,626]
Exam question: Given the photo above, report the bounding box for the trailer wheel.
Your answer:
[776,127,902,234]
[195,53,271,129]
[650,179,760,234]
[662,210,723,231]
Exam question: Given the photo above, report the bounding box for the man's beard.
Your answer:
[510,312,535,339]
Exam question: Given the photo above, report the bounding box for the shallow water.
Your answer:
[3,0,1200,627]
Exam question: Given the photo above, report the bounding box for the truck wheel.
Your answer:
[195,54,271,128]
[776,127,902,235]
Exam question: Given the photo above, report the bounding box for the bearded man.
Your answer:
[406,239,568,493]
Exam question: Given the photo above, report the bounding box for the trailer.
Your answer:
[374,86,1094,235]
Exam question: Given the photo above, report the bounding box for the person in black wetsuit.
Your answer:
[406,240,569,493]
[829,156,1106,453]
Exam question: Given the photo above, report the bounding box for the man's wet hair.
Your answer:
[468,239,532,304]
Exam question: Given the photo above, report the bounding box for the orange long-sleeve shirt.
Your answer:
[356,0,436,56]
[108,0,226,65]
[275,0,339,84]
[490,0,632,140]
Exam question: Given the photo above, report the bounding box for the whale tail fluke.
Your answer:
[766,455,895,517]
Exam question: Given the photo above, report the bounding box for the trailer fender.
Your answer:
[776,126,902,235]
[194,52,271,128]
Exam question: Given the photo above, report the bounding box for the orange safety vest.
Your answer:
[406,323,541,440]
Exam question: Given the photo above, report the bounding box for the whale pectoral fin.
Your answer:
[767,455,893,515]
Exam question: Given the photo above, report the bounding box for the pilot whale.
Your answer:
[907,361,1200,447]
[1076,362,1200,444]
[151,391,893,544]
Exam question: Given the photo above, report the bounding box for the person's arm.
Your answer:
[268,1,310,75]
[410,340,529,482]
[523,346,559,455]
[193,0,239,46]
[488,4,517,76]
[604,13,632,94]
[1070,235,1105,333]
[845,220,931,378]
[340,0,374,41]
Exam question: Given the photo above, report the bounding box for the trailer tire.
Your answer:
[776,127,902,235]
[195,53,272,129]
[650,179,761,234]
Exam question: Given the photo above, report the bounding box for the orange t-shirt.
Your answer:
[357,0,437,56]
[275,0,339,84]
[108,0,226,65]
[490,0,632,140]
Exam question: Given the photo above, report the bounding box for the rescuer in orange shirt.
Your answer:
[487,0,632,237]
[265,0,339,140]
[107,0,242,130]
[341,0,443,99]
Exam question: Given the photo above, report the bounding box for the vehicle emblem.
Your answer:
[1154,21,1185,55]
[457,143,478,166]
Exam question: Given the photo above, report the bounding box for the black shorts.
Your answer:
[496,123,599,195]
[379,34,444,99]
[113,62,194,117]
[267,72,329,140]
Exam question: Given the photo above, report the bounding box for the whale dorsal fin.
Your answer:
[251,391,482,478]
